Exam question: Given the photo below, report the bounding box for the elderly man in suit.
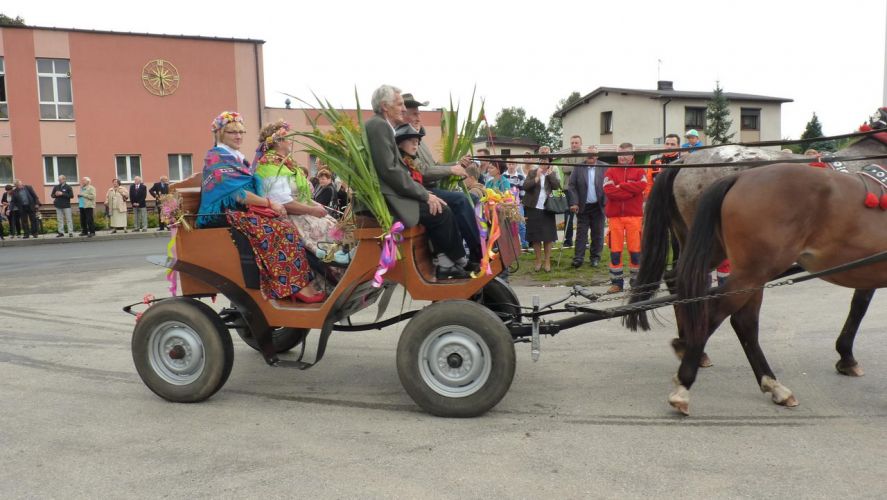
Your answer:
[365,84,468,279]
[567,146,608,268]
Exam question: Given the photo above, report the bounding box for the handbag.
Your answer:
[544,191,568,214]
[247,205,280,219]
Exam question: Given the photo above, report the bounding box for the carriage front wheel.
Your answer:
[132,298,234,403]
[396,300,516,417]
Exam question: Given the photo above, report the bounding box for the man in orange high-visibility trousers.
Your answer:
[603,143,647,293]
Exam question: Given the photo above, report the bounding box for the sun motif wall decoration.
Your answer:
[141,59,180,96]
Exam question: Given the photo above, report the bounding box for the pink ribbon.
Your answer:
[372,221,404,288]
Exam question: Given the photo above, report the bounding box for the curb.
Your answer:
[0,229,171,248]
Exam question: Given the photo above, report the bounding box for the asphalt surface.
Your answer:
[1,238,886,498]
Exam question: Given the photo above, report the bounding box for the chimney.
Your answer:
[657,80,674,91]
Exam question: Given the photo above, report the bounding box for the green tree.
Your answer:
[705,81,734,144]
[492,107,528,138]
[521,116,549,148]
[800,112,835,152]
[0,14,26,25]
[548,91,581,150]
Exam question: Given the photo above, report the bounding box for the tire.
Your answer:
[236,327,309,354]
[473,277,520,324]
[132,298,234,403]
[396,300,516,417]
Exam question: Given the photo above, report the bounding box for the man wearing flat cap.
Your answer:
[397,92,482,268]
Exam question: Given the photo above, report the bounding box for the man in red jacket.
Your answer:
[603,143,647,293]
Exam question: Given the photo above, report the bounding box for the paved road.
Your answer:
[1,239,886,498]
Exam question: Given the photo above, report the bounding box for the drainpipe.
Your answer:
[661,98,672,143]
[254,43,264,129]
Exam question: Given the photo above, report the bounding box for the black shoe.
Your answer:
[563,241,573,248]
[87,233,95,238]
[23,235,30,239]
[436,265,469,280]
[571,259,582,269]
[464,261,481,274]
[590,258,601,267]
[79,232,87,236]
[56,233,64,238]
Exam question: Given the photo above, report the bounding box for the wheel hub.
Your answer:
[418,326,492,398]
[148,321,206,385]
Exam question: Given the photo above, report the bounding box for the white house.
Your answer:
[553,81,792,151]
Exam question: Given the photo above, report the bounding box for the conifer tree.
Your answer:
[705,81,735,144]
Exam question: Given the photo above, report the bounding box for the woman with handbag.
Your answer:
[522,160,562,272]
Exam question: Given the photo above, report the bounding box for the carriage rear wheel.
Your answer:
[396,300,516,417]
[132,298,233,403]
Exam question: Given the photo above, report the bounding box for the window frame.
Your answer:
[43,155,78,185]
[36,58,75,121]
[0,156,13,184]
[0,57,7,120]
[167,153,193,182]
[115,154,142,183]
[740,107,761,131]
[684,106,706,131]
[600,111,613,134]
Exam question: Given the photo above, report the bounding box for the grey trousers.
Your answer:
[133,207,148,230]
[55,207,74,234]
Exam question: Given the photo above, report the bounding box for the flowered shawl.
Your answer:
[197,146,262,228]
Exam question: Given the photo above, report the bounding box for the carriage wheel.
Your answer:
[473,277,521,325]
[132,298,233,403]
[396,300,516,417]
[236,327,309,354]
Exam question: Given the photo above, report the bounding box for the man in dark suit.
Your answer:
[11,179,40,239]
[567,146,608,268]
[149,175,169,230]
[129,176,148,232]
[365,84,468,279]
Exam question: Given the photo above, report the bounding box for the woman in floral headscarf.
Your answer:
[252,120,345,259]
[197,111,324,303]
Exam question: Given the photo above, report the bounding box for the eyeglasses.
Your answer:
[225,130,247,135]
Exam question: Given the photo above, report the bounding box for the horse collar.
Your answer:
[858,164,887,210]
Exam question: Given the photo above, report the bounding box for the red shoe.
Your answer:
[293,289,327,304]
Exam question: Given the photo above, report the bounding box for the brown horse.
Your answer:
[626,123,887,376]
[668,164,887,414]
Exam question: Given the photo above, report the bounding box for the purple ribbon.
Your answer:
[372,221,404,288]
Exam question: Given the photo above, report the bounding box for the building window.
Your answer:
[0,156,13,184]
[601,111,613,134]
[0,58,8,119]
[43,156,78,184]
[116,155,142,182]
[37,58,74,120]
[167,154,192,181]
[500,148,511,156]
[685,107,706,131]
[741,108,760,131]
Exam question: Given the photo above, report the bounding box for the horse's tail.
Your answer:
[675,174,738,345]
[624,166,682,331]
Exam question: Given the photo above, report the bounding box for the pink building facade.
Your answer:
[0,25,444,205]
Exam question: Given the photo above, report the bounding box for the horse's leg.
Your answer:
[668,267,713,368]
[728,290,798,407]
[669,293,742,415]
[833,289,874,376]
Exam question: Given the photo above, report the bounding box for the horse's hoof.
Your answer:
[779,395,800,407]
[699,352,713,368]
[836,361,864,377]
[668,385,690,416]
[760,376,797,407]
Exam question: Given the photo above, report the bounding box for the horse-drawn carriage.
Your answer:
[128,112,887,417]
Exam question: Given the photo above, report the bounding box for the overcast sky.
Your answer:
[7,1,886,138]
